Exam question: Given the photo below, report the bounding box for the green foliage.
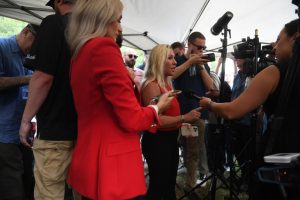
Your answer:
[0,16,27,37]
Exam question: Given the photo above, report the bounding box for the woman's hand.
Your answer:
[183,107,201,123]
[199,97,212,110]
[156,91,174,114]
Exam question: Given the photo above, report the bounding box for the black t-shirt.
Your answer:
[33,14,77,140]
[264,62,300,153]
[173,54,210,119]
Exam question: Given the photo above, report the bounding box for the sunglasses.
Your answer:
[128,54,138,59]
[190,42,206,51]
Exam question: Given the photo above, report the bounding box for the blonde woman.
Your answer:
[140,44,201,200]
[66,0,173,199]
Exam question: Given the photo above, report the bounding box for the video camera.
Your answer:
[233,37,276,76]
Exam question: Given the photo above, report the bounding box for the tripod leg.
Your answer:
[216,172,240,200]
[208,174,217,200]
[177,174,213,200]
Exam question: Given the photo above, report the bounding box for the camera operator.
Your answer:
[199,19,300,200]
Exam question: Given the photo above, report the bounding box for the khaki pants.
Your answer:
[184,119,209,187]
[32,139,74,200]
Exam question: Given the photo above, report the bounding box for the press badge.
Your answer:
[21,86,29,100]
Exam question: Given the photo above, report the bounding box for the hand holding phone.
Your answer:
[202,53,215,62]
[169,90,182,96]
[150,90,181,105]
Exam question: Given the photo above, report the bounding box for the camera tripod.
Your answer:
[227,120,258,194]
[178,123,240,200]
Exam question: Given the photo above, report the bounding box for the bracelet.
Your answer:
[180,115,185,123]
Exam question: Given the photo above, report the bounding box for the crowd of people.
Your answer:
[0,0,299,199]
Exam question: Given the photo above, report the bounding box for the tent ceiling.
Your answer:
[194,0,297,52]
[0,0,298,52]
[0,0,209,51]
[0,0,52,24]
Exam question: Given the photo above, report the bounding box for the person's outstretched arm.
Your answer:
[0,76,31,91]
[200,65,280,119]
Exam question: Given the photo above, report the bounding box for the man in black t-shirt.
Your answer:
[172,32,214,189]
[19,0,77,199]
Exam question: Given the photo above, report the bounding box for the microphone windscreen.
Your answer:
[211,11,233,36]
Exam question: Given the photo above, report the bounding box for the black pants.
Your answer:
[20,145,35,200]
[0,142,24,200]
[142,130,179,200]
[205,124,226,173]
[231,123,253,184]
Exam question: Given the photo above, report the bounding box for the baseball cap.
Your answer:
[26,24,39,36]
[46,0,75,8]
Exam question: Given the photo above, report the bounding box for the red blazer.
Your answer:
[67,37,158,200]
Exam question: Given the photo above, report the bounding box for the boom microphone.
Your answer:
[211,11,233,35]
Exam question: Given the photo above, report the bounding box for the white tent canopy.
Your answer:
[0,0,298,51]
[194,0,297,52]
[0,0,52,24]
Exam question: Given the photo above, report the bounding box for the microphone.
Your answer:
[211,11,233,35]
[183,90,202,100]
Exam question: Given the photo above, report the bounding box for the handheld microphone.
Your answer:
[183,90,202,100]
[211,11,233,36]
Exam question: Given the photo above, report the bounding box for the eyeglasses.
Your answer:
[128,54,138,59]
[190,42,206,51]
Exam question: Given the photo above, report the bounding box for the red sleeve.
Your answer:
[91,38,159,133]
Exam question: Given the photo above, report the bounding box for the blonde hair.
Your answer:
[141,44,173,91]
[67,0,123,56]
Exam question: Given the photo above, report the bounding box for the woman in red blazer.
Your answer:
[66,0,173,199]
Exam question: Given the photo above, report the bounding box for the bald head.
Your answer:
[123,48,138,68]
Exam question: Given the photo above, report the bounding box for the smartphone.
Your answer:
[150,90,182,104]
[202,53,215,62]
[181,124,198,137]
[169,90,182,96]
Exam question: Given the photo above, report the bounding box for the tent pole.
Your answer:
[2,0,44,20]
[182,0,210,43]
